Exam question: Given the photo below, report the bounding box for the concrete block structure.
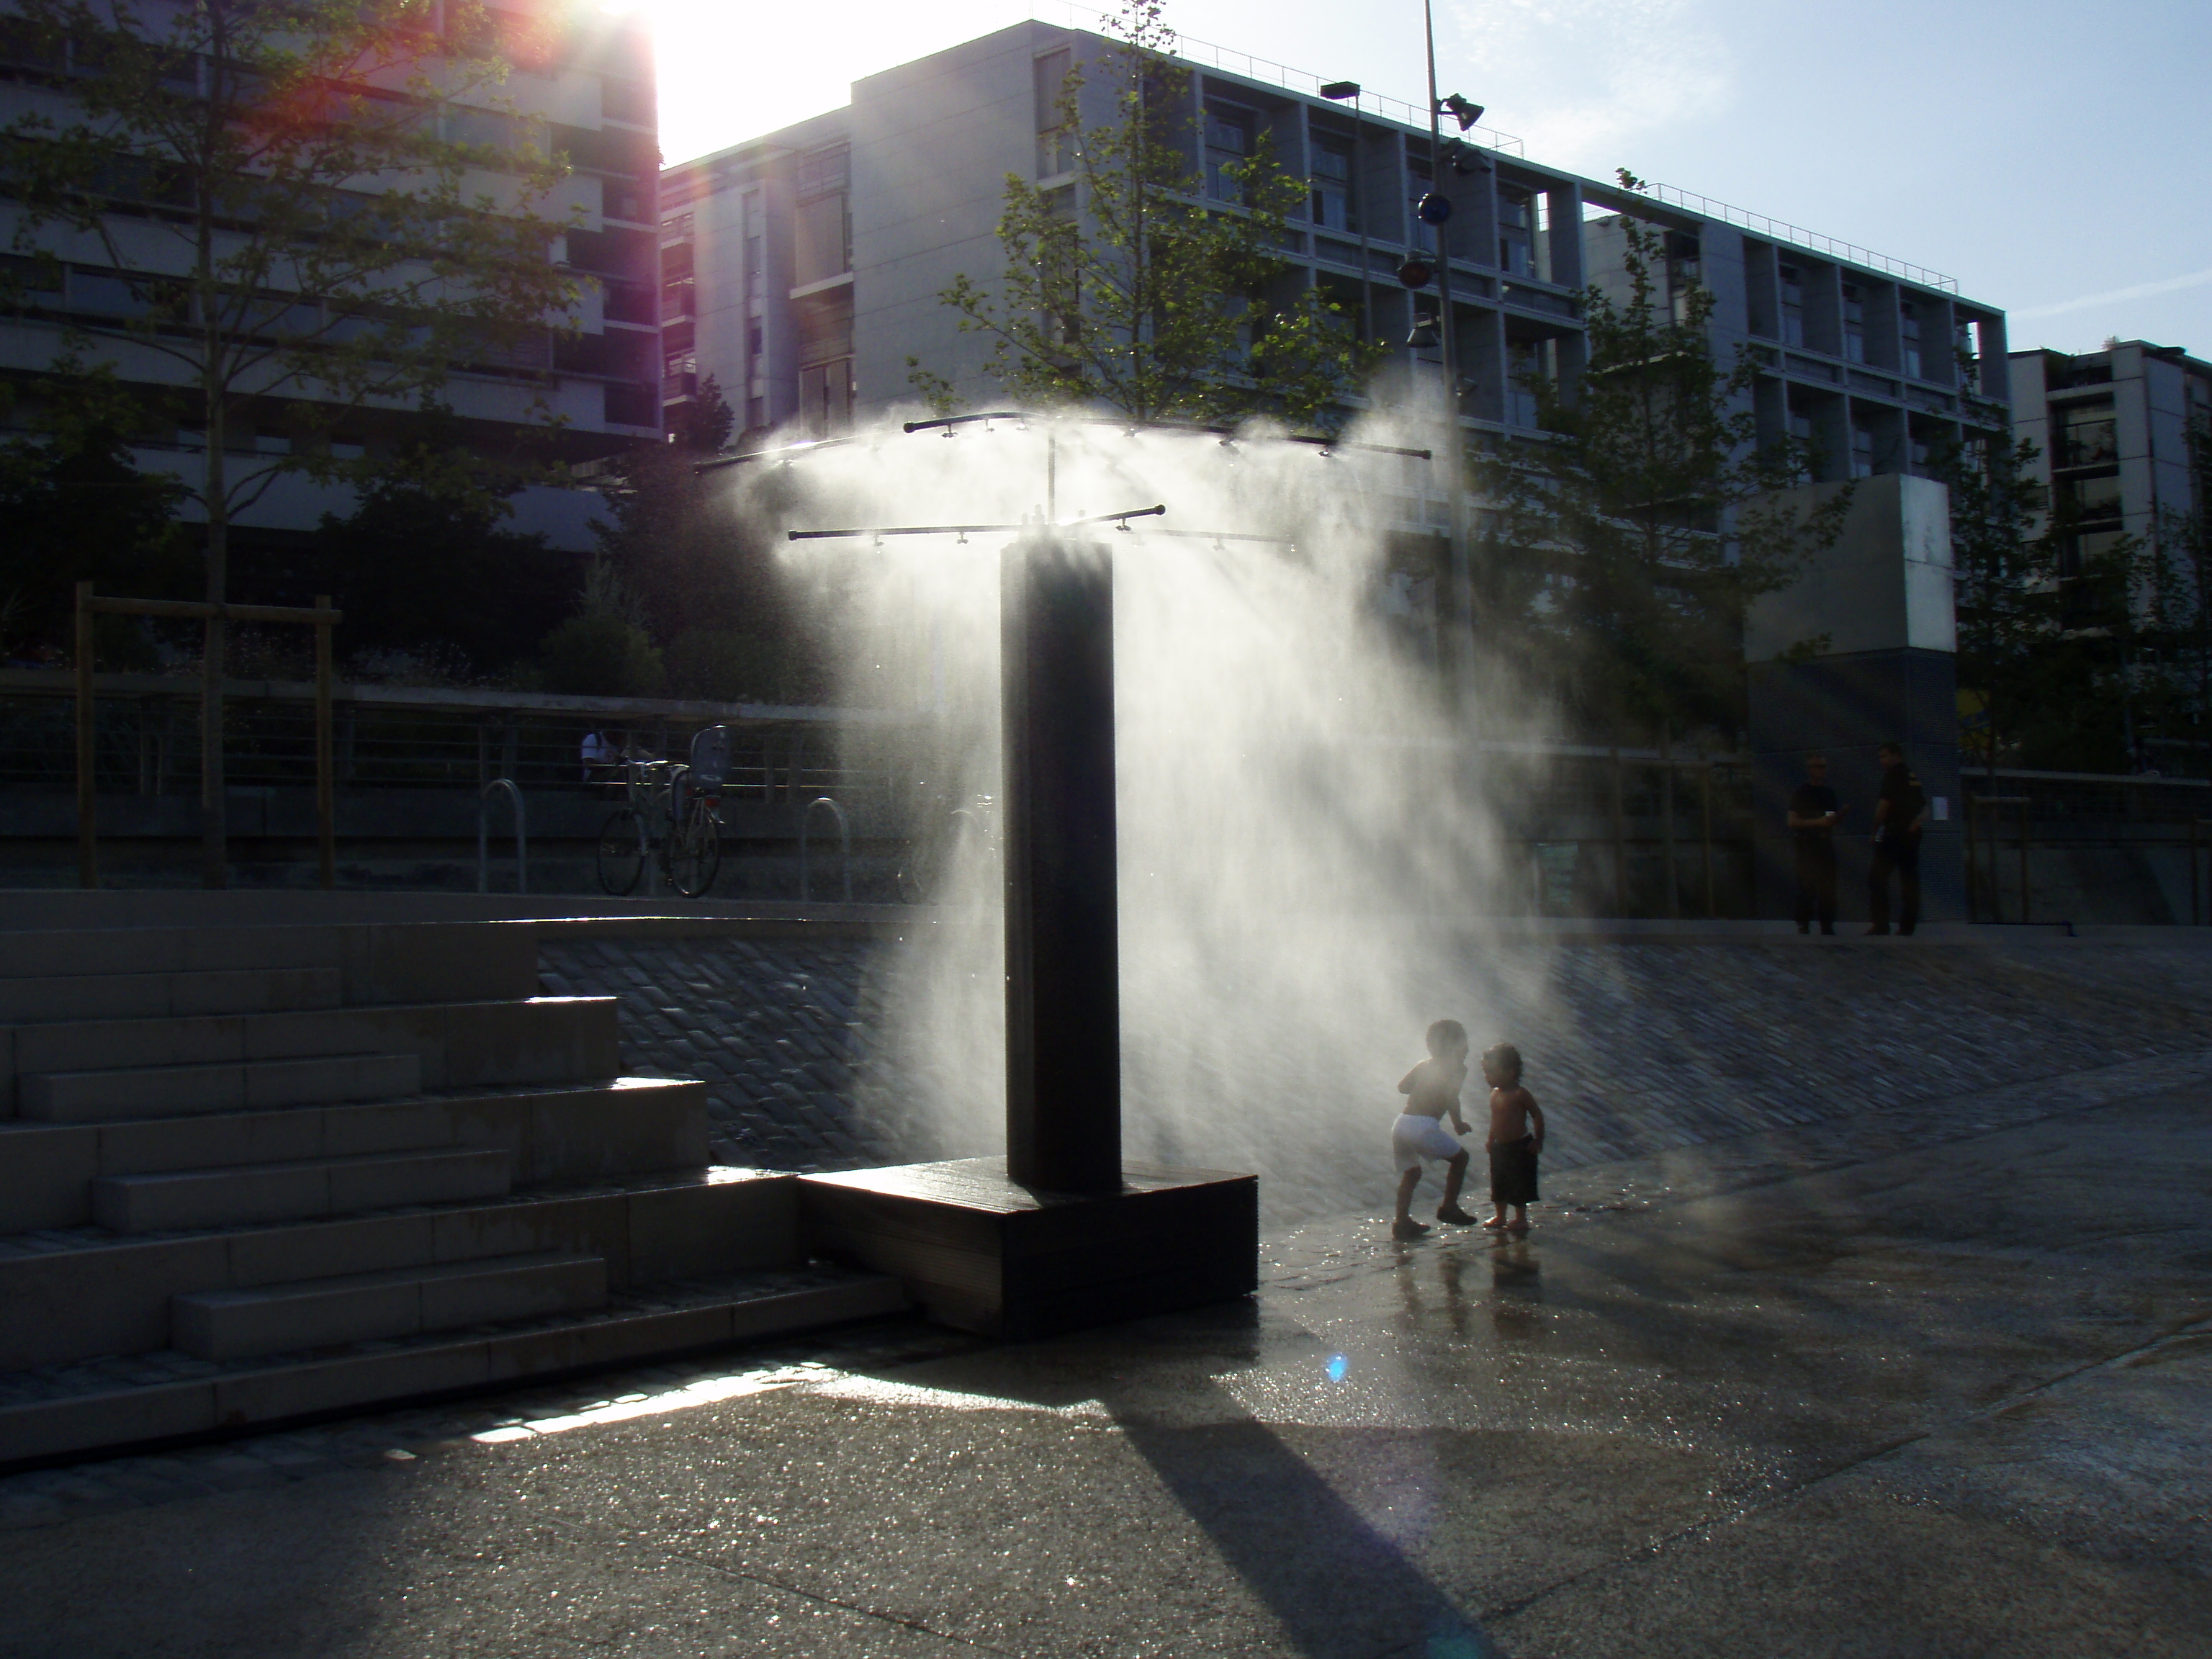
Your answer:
[1745,475,1965,920]
[0,0,664,554]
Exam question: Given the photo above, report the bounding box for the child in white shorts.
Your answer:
[1391,1019,1475,1240]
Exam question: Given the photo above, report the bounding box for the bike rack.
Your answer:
[800,795,852,903]
[478,778,526,895]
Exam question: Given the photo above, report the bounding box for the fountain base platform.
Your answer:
[797,1158,1258,1339]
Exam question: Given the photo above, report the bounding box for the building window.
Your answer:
[1310,135,1354,232]
[747,395,766,431]
[1850,422,1875,477]
[2060,410,2118,468]
[1841,282,1866,364]
[1035,48,1074,176]
[1498,187,1533,276]
[1506,338,1545,427]
[1205,103,1254,203]
[1666,231,1701,324]
[1899,300,1923,379]
[793,145,851,287]
[798,358,853,436]
[1779,265,1806,349]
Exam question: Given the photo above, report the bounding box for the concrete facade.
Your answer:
[0,0,663,552]
[2009,336,2212,590]
[658,19,2011,478]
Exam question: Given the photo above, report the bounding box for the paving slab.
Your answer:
[0,1064,2205,1657]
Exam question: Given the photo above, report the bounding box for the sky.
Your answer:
[644,0,2212,357]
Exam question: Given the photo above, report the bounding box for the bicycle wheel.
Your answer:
[667,801,721,897]
[595,807,647,896]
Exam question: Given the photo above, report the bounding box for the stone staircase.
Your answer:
[0,917,906,1465]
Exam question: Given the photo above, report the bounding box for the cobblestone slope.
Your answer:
[539,935,2212,1226]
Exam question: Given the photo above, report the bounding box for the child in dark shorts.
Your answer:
[1481,1042,1545,1233]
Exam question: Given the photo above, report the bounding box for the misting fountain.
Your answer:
[705,413,1427,1338]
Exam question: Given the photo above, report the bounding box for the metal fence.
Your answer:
[0,672,905,809]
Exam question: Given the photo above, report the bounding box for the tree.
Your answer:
[907,0,1377,428]
[302,405,570,678]
[591,375,821,702]
[0,361,189,664]
[1943,431,2060,783]
[1475,189,1848,745]
[2153,408,2212,768]
[534,552,662,698]
[0,0,580,882]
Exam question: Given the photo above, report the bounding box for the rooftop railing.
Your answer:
[1613,180,1960,295]
[1030,0,1527,156]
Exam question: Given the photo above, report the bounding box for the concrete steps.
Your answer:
[22,1053,423,1123]
[92,1146,513,1233]
[0,1264,909,1467]
[173,1250,608,1360]
[1,994,621,1107]
[0,1169,803,1371]
[0,910,901,1466]
[0,966,343,1023]
[0,1077,709,1233]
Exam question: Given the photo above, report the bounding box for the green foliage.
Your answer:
[0,362,191,664]
[2152,410,2212,763]
[910,0,1378,428]
[300,408,571,677]
[590,376,769,645]
[665,628,816,704]
[1475,186,1848,743]
[534,613,663,698]
[534,556,662,696]
[0,0,582,587]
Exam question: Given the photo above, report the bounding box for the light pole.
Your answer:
[1420,0,1477,715]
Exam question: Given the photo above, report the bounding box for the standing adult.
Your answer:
[1867,741,1928,936]
[1786,754,1842,935]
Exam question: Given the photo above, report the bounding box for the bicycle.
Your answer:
[596,727,728,897]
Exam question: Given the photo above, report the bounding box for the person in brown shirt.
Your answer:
[1482,1042,1545,1233]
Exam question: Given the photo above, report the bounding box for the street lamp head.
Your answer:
[1319,81,1360,100]
[1406,318,1440,351]
[1439,94,1484,131]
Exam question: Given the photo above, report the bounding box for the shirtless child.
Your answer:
[1481,1043,1545,1233]
[1391,1020,1478,1241]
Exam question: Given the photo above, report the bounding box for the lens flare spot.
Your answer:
[1325,1353,1349,1383]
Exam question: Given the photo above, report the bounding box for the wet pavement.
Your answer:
[2,1072,2207,1656]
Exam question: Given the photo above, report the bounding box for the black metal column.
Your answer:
[1001,531,1122,1193]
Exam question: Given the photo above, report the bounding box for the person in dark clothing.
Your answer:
[1787,754,1843,935]
[1867,742,1928,935]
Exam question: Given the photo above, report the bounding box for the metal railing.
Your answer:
[1030,0,1527,155]
[1606,180,1961,294]
[3,673,903,809]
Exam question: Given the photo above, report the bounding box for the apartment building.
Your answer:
[658,17,2010,484]
[2009,338,2212,575]
[0,0,662,552]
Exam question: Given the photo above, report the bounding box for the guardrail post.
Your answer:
[1609,747,1626,917]
[800,795,852,903]
[74,581,96,890]
[1699,760,1715,918]
[477,779,526,895]
[315,595,335,889]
